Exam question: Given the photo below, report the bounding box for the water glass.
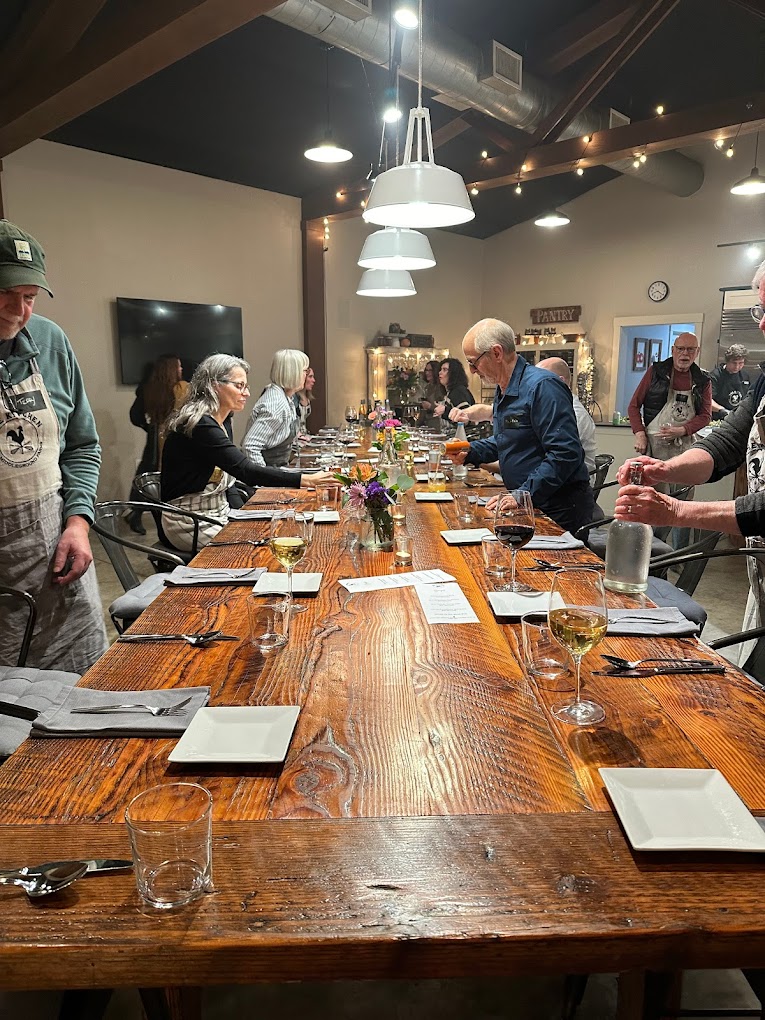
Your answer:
[247,596,289,651]
[427,446,445,492]
[521,613,574,691]
[454,491,475,523]
[125,783,213,909]
[296,510,315,545]
[481,534,510,578]
[315,485,339,511]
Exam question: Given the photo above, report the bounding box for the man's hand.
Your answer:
[658,425,686,439]
[633,430,648,454]
[615,455,669,486]
[448,407,470,423]
[52,515,93,585]
[614,485,680,528]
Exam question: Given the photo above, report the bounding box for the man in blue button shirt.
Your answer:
[461,318,594,533]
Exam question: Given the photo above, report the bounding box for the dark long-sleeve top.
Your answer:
[161,414,301,502]
[695,373,765,536]
[443,383,475,411]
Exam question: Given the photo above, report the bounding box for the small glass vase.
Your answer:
[360,509,395,551]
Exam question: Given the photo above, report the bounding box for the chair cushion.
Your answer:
[109,573,172,623]
[586,527,673,560]
[0,666,80,756]
[645,577,708,631]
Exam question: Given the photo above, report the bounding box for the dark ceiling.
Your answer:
[5,0,764,238]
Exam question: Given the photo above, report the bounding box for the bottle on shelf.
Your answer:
[604,461,652,594]
[359,398,368,418]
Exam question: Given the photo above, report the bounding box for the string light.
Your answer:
[336,191,343,199]
[655,104,665,116]
[575,167,584,176]
[715,139,725,149]
[515,183,522,195]
[521,163,528,172]
[323,217,329,225]
[480,150,488,159]
[639,153,647,164]
[470,186,479,196]
[726,146,735,158]
[582,135,590,144]
[632,158,640,169]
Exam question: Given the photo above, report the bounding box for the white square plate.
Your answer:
[313,510,340,523]
[440,528,492,545]
[415,472,445,482]
[252,572,322,595]
[487,591,564,618]
[599,767,765,852]
[169,706,300,764]
[415,492,453,502]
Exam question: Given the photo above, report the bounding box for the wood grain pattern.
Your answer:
[2,815,765,990]
[2,485,765,994]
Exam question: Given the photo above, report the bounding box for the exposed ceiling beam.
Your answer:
[727,0,765,17]
[462,92,765,192]
[528,0,681,147]
[0,0,282,159]
[0,0,108,95]
[431,116,472,148]
[527,0,640,77]
[462,110,529,155]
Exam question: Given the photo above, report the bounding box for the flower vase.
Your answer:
[360,508,394,551]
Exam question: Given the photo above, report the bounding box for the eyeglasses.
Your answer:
[222,379,249,392]
[466,350,489,371]
[752,305,765,323]
[673,346,698,354]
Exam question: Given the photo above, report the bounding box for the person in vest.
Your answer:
[0,220,107,673]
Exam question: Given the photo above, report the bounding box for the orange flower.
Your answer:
[349,463,377,483]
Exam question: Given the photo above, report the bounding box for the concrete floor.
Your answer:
[1,521,761,1020]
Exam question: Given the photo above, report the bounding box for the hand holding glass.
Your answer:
[548,568,608,726]
[493,490,535,593]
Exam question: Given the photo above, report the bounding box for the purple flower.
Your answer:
[346,482,368,511]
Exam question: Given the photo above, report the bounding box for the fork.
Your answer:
[208,539,268,547]
[118,630,224,645]
[601,653,712,670]
[70,696,194,717]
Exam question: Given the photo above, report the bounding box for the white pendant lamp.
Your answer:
[731,134,765,195]
[534,209,571,228]
[305,45,353,164]
[358,227,436,270]
[362,0,474,229]
[356,269,417,297]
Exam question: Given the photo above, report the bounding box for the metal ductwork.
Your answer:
[268,0,703,197]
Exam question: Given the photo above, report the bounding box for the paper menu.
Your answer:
[415,582,479,624]
[338,569,454,593]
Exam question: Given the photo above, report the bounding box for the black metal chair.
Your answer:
[588,453,614,499]
[92,500,219,633]
[0,585,36,667]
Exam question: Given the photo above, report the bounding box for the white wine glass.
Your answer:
[493,490,535,593]
[548,568,608,726]
[269,510,307,615]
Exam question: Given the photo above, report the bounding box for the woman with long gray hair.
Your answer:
[160,354,335,550]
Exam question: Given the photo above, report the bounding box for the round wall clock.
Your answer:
[648,280,669,302]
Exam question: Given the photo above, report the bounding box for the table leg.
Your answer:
[616,971,682,1020]
[139,987,202,1020]
[58,989,113,1019]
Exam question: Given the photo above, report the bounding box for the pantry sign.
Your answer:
[530,305,581,325]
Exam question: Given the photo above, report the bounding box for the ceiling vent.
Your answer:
[316,0,371,21]
[480,40,522,94]
[609,108,631,129]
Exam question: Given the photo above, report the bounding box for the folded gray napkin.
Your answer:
[165,566,266,587]
[31,686,210,738]
[0,667,80,756]
[526,532,584,550]
[228,508,276,520]
[109,572,170,617]
[606,607,699,637]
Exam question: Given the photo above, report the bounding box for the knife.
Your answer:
[0,858,133,878]
[592,665,725,677]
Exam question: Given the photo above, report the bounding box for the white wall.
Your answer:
[324,216,485,424]
[3,140,303,500]
[482,143,763,415]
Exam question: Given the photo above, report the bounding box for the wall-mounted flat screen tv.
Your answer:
[116,297,243,386]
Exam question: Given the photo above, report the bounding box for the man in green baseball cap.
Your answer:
[0,219,53,296]
[0,218,107,673]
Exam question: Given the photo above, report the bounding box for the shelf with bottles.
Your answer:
[366,346,450,415]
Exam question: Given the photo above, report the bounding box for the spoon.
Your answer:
[0,860,88,897]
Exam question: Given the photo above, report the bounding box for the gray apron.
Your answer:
[263,415,298,467]
[0,357,107,673]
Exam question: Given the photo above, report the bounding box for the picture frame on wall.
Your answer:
[633,338,648,372]
[648,339,663,365]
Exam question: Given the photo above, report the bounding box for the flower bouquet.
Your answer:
[335,462,413,551]
[371,417,411,452]
[388,365,420,404]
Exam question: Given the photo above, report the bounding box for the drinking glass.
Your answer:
[246,597,289,651]
[269,510,307,613]
[344,405,359,427]
[548,568,608,726]
[427,444,445,492]
[493,490,535,593]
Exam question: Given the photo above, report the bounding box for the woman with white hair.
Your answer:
[160,353,334,550]
[242,348,309,467]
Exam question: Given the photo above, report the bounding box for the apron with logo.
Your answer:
[646,382,697,501]
[0,358,107,673]
[738,393,765,665]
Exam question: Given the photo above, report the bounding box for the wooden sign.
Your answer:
[530,305,582,325]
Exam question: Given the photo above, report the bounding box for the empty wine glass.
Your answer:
[269,510,307,615]
[548,568,608,726]
[492,490,535,593]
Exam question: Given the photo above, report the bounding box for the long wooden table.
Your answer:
[2,484,765,1013]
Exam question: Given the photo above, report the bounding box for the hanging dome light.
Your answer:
[356,269,417,297]
[534,209,571,228]
[358,227,435,270]
[304,138,353,163]
[730,133,765,195]
[362,0,473,229]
